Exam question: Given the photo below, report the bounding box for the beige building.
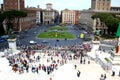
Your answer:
[62,9,79,25]
[42,3,58,24]
[26,5,41,25]
[91,0,111,11]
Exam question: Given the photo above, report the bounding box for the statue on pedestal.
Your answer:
[110,23,120,75]
[111,22,120,66]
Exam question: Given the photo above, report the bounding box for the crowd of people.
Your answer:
[17,44,48,50]
[3,42,91,77]
[1,41,113,80]
[8,50,62,74]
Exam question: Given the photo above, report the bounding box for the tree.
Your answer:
[12,10,27,30]
[0,13,6,35]
[91,13,120,35]
[3,10,27,31]
[0,10,27,36]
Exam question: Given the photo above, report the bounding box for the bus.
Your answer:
[0,38,6,43]
[0,35,9,43]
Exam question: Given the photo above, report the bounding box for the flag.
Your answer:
[116,22,120,54]
[116,22,120,37]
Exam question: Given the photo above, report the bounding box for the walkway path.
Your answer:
[68,59,120,80]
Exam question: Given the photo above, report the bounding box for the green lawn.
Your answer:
[37,31,75,39]
[37,25,75,39]
[104,58,111,63]
[48,26,67,31]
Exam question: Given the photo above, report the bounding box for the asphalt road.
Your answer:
[16,25,84,47]
[0,24,116,51]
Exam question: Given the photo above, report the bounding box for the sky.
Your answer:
[0,0,120,11]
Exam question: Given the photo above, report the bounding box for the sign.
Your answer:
[80,33,84,38]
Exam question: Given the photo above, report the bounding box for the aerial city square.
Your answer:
[0,0,120,80]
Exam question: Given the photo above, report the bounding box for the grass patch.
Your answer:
[48,26,67,31]
[37,31,75,39]
[104,58,111,63]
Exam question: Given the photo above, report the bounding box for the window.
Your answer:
[103,3,104,6]
[15,3,17,5]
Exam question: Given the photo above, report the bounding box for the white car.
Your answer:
[30,40,37,44]
[42,40,49,43]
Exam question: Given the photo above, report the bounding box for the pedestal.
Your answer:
[8,38,17,51]
[111,51,120,65]
[110,51,120,75]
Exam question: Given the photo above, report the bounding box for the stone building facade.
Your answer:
[3,0,25,11]
[91,0,111,11]
[41,3,58,24]
[62,9,79,25]
[3,0,36,31]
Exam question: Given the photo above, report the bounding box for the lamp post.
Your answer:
[85,16,87,31]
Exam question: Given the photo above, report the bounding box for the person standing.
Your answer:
[88,60,90,64]
[74,65,77,69]
[118,70,120,76]
[111,71,115,76]
[103,74,106,79]
[36,67,39,74]
[77,70,81,77]
[83,59,86,64]
[100,74,105,80]
[80,59,82,64]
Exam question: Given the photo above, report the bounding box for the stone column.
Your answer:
[93,18,96,33]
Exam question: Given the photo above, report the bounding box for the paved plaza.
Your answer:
[68,59,120,80]
[0,25,120,80]
[0,46,120,80]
